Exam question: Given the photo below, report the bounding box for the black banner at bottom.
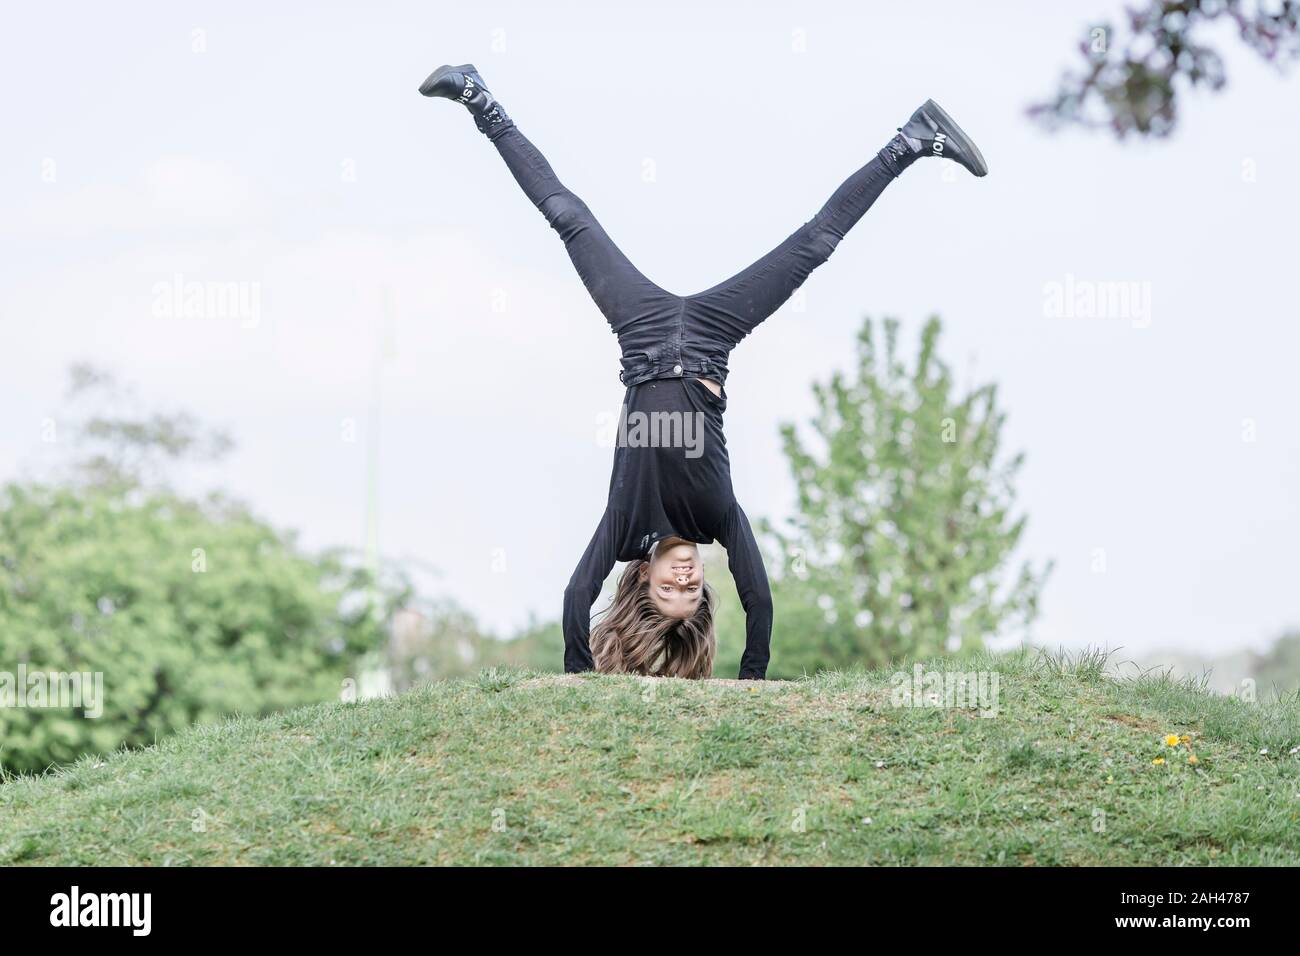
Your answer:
[0,865,1286,941]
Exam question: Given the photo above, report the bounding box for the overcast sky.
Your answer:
[2,1,1297,661]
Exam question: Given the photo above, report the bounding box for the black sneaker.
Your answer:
[900,99,988,177]
[418,63,513,136]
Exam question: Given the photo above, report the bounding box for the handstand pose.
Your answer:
[419,64,987,680]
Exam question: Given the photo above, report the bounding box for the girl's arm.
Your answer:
[718,501,773,679]
[562,506,624,673]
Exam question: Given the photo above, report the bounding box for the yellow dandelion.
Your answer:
[1180,735,1191,745]
[1164,734,1180,747]
[1152,757,1166,765]
[1187,755,1199,765]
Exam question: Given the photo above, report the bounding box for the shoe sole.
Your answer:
[419,62,478,97]
[923,98,988,177]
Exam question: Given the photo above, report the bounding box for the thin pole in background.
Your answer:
[365,285,396,621]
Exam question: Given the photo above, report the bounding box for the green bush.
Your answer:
[0,482,394,773]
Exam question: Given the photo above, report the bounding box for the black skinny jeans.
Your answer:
[490,124,912,387]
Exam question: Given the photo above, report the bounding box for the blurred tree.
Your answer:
[488,616,565,673]
[1031,0,1300,138]
[760,316,1052,674]
[60,362,234,490]
[0,367,408,772]
[359,602,565,691]
[1250,629,1300,697]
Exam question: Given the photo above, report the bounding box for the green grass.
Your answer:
[3,649,1299,865]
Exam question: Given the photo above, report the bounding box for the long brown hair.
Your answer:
[590,559,717,678]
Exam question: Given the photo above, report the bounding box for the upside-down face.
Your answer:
[641,537,704,620]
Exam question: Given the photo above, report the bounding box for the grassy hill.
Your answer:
[2,650,1298,866]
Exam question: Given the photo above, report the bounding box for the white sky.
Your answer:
[2,1,1297,658]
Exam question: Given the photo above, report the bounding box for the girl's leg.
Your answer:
[491,124,676,334]
[421,64,676,334]
[685,136,919,346]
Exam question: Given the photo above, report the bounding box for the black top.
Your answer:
[562,377,772,679]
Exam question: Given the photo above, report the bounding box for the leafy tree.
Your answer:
[761,317,1052,673]
[0,368,406,773]
[0,484,405,773]
[1031,0,1299,138]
